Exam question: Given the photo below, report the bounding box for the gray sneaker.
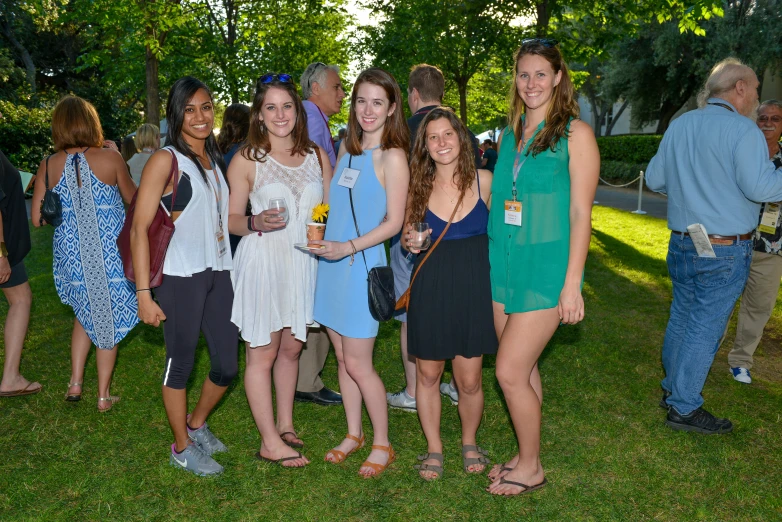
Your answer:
[169,443,224,476]
[386,388,417,412]
[188,421,227,456]
[440,382,459,405]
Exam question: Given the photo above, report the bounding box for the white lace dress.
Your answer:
[231,151,323,346]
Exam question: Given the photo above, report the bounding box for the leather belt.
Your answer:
[671,230,753,245]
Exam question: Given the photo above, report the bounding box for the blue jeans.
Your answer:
[661,234,752,415]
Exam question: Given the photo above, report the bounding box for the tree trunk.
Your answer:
[458,78,468,125]
[535,0,554,36]
[145,44,161,126]
[605,99,629,136]
[0,15,36,94]
[588,95,602,137]
[655,101,680,134]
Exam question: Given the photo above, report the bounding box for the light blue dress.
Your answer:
[53,152,139,349]
[313,148,387,338]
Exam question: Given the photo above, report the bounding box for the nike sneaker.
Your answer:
[187,418,228,456]
[169,443,224,476]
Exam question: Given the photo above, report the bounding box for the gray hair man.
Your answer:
[646,58,782,434]
[295,62,345,407]
[726,99,782,384]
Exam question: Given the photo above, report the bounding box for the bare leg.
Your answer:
[0,283,39,393]
[68,319,92,397]
[325,329,364,462]
[162,386,189,452]
[341,336,391,477]
[488,307,559,495]
[274,328,304,446]
[399,322,417,396]
[415,358,445,479]
[452,355,485,472]
[245,333,308,467]
[95,345,118,410]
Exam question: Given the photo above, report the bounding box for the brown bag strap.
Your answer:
[407,190,465,292]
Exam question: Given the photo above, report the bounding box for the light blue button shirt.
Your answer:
[646,98,782,235]
[303,100,337,168]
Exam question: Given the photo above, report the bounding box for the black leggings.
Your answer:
[155,268,238,390]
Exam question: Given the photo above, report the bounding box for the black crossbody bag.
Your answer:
[347,155,396,322]
[40,155,62,227]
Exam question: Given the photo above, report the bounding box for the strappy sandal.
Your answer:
[97,395,120,412]
[462,445,490,473]
[488,464,513,481]
[360,444,396,478]
[489,477,548,496]
[65,382,82,402]
[280,431,304,449]
[324,433,364,464]
[413,452,444,481]
[255,450,307,467]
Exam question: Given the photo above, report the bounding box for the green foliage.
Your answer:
[600,160,649,183]
[596,134,662,164]
[0,100,52,172]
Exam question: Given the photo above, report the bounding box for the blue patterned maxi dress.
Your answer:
[52,152,139,349]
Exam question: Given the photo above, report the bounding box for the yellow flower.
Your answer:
[312,203,330,223]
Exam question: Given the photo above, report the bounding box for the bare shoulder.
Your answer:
[477,168,493,188]
[568,119,595,143]
[380,147,408,166]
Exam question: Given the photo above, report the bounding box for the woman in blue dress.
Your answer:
[32,95,139,412]
[312,68,410,478]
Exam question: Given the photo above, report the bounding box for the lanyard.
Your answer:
[205,159,223,228]
[315,105,337,158]
[708,102,735,113]
[511,126,532,202]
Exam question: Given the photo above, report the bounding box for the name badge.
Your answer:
[759,202,781,234]
[337,167,360,188]
[504,200,522,227]
[216,229,227,258]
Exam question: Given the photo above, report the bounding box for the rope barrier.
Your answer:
[598,176,641,188]
[594,171,649,215]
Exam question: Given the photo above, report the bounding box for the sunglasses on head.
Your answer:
[521,38,559,48]
[259,73,293,85]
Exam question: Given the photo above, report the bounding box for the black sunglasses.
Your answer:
[521,38,559,48]
[259,73,293,84]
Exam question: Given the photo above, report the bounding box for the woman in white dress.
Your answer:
[227,73,332,467]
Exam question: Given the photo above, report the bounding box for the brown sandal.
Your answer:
[280,431,304,449]
[413,452,443,481]
[462,445,490,473]
[324,433,364,464]
[360,444,396,478]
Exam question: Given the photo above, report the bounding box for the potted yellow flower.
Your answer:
[307,203,329,247]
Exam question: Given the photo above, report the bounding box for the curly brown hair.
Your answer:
[243,74,314,162]
[508,41,579,157]
[407,107,476,224]
[217,103,250,154]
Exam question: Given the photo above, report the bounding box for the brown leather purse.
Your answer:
[117,150,179,288]
[395,191,465,312]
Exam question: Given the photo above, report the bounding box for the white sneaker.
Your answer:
[730,367,752,384]
[440,382,459,405]
[386,388,417,412]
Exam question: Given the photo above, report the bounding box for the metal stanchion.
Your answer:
[631,171,647,215]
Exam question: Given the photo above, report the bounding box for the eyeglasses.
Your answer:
[758,115,782,123]
[307,62,328,88]
[521,38,559,48]
[259,73,293,84]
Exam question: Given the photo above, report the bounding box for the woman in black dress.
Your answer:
[402,107,497,480]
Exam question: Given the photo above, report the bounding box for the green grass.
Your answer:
[1,206,781,521]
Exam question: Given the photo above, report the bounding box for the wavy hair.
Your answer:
[243,74,313,162]
[165,77,226,184]
[508,42,578,157]
[217,103,250,154]
[344,68,410,157]
[407,107,476,224]
[51,95,104,151]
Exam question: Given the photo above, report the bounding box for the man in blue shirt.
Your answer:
[646,58,782,434]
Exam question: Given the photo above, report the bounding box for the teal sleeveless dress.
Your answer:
[313,148,388,338]
[488,120,572,313]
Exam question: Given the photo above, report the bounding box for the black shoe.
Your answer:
[294,387,343,406]
[665,407,733,434]
[659,390,671,409]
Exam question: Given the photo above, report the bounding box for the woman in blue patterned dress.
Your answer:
[32,95,139,412]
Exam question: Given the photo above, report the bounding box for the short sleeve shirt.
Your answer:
[0,150,32,266]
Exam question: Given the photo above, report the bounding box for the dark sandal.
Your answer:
[462,445,490,473]
[413,452,444,480]
[493,477,548,496]
[488,465,513,481]
[65,382,82,402]
[280,431,304,449]
[255,450,306,467]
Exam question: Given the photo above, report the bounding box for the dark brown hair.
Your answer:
[408,64,444,103]
[243,74,313,161]
[508,42,578,157]
[217,103,250,154]
[407,107,476,224]
[344,68,410,157]
[51,95,104,151]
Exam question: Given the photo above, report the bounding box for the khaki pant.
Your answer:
[729,251,782,370]
[296,326,331,393]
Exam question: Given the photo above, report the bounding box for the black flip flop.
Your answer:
[280,431,304,449]
[255,451,305,467]
[492,477,548,496]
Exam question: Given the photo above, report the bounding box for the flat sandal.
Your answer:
[462,445,490,473]
[97,395,120,412]
[65,382,82,402]
[413,452,444,481]
[324,433,364,464]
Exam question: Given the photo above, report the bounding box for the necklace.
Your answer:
[437,181,460,204]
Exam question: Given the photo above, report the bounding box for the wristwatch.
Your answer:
[0,242,7,258]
